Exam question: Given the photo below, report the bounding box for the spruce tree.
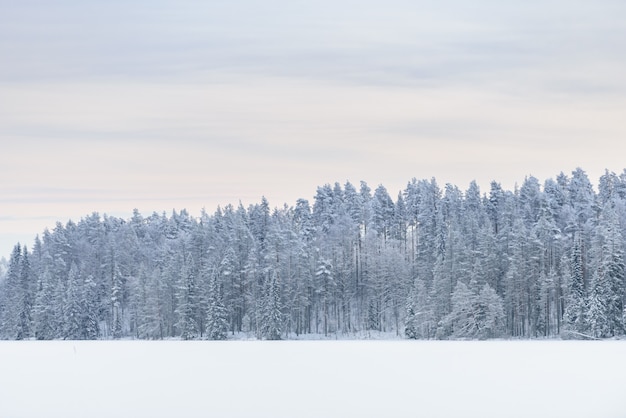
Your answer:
[206,271,228,340]
[588,206,625,337]
[563,231,588,335]
[111,264,123,339]
[34,268,56,340]
[176,254,198,340]
[82,275,100,339]
[64,263,83,339]
[0,244,22,339]
[404,292,418,339]
[17,247,34,340]
[260,272,282,340]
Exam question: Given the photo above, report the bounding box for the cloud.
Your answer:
[2,0,624,89]
[2,0,626,257]
[2,77,626,196]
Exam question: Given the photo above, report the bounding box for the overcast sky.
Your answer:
[2,0,626,258]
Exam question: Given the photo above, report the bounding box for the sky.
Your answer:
[2,0,626,259]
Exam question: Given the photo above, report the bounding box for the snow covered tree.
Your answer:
[2,169,626,340]
[587,205,625,338]
[0,245,22,339]
[63,263,83,339]
[314,258,334,335]
[34,268,56,340]
[563,231,588,335]
[475,283,506,339]
[441,281,505,340]
[404,277,432,338]
[176,254,199,340]
[371,184,395,241]
[16,247,34,340]
[82,274,99,339]
[111,263,124,339]
[206,271,228,340]
[259,272,282,340]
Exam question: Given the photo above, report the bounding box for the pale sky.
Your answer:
[2,0,626,258]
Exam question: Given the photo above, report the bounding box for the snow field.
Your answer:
[0,340,624,418]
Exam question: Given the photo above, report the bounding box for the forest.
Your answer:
[1,167,625,340]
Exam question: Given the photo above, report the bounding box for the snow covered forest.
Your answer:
[1,167,625,340]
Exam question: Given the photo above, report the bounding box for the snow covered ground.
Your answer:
[0,340,624,418]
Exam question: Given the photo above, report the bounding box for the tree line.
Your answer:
[1,167,625,340]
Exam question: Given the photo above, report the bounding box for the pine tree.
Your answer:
[176,254,198,340]
[53,272,67,339]
[259,272,282,340]
[366,299,380,331]
[206,271,228,340]
[404,291,418,339]
[441,281,475,339]
[563,231,587,335]
[587,206,625,337]
[34,268,56,340]
[587,275,608,338]
[314,258,334,335]
[3,171,626,340]
[441,281,505,340]
[16,247,34,340]
[371,184,394,241]
[137,268,165,339]
[0,244,22,339]
[64,263,83,339]
[111,265,123,339]
[475,283,506,339]
[82,275,99,339]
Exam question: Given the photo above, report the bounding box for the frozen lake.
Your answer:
[0,340,624,418]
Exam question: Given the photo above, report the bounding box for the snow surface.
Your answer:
[0,340,624,418]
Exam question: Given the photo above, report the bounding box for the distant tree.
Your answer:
[371,184,394,241]
[441,281,505,340]
[404,277,433,339]
[17,247,34,340]
[4,169,626,341]
[0,245,22,339]
[64,263,84,339]
[34,268,56,340]
[314,258,334,335]
[259,272,282,340]
[176,254,199,340]
[110,280,122,338]
[206,271,228,340]
[563,231,588,335]
[82,274,99,339]
[587,205,625,338]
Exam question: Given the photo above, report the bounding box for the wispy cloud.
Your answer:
[2,0,626,257]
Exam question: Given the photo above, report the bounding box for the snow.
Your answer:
[0,340,624,418]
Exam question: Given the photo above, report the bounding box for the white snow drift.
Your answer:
[0,340,624,418]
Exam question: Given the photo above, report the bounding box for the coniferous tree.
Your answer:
[206,271,228,340]
[588,206,625,337]
[17,247,34,340]
[475,283,506,339]
[0,244,22,339]
[2,168,626,340]
[404,277,432,338]
[442,281,505,340]
[404,290,418,339]
[563,231,588,335]
[64,263,83,339]
[82,274,99,339]
[176,254,198,340]
[34,268,56,340]
[259,272,282,340]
